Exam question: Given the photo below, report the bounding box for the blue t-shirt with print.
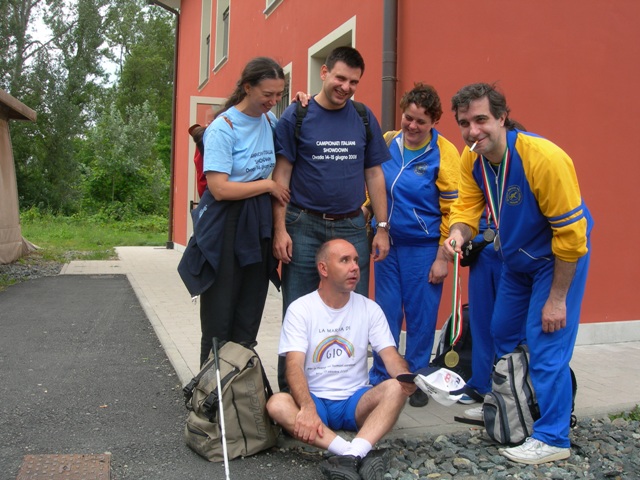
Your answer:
[275,98,390,214]
[203,107,277,182]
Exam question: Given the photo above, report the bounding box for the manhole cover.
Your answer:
[16,454,110,479]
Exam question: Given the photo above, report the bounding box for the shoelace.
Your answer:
[520,437,539,451]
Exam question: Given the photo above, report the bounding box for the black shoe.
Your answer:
[409,389,429,407]
[319,454,361,480]
[359,449,390,480]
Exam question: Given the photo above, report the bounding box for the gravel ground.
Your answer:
[278,415,640,479]
[2,259,639,479]
[367,415,640,479]
[0,254,63,287]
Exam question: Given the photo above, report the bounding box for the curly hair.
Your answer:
[399,83,443,122]
[451,82,516,129]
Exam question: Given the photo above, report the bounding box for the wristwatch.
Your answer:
[377,221,390,232]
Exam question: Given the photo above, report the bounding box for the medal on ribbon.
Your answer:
[480,148,510,253]
[445,242,463,368]
[483,227,496,243]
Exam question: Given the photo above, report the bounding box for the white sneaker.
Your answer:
[501,437,570,465]
[463,406,484,422]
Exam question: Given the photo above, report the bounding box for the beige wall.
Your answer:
[0,116,25,264]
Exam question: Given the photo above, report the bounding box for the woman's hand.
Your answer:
[269,180,290,206]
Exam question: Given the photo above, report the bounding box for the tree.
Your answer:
[1,0,175,216]
[84,101,168,218]
[114,4,175,171]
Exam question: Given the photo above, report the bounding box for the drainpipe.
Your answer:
[149,1,179,249]
[381,0,398,132]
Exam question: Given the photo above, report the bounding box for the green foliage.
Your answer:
[1,209,168,291]
[19,209,168,262]
[2,0,175,219]
[82,101,169,217]
[610,405,640,422]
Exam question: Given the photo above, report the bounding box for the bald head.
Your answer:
[316,238,354,265]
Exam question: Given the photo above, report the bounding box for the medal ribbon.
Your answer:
[449,249,463,347]
[480,148,510,231]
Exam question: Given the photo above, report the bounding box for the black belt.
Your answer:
[291,203,361,221]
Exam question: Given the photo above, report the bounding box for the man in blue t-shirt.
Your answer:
[273,46,390,391]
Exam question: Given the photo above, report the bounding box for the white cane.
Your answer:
[212,338,231,479]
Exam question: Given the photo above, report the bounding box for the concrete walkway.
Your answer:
[61,246,640,438]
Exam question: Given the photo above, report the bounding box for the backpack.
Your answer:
[190,114,274,200]
[430,304,473,381]
[483,345,578,445]
[188,124,207,198]
[483,345,538,445]
[182,341,280,462]
[295,100,372,142]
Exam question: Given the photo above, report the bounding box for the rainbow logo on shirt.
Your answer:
[313,336,355,362]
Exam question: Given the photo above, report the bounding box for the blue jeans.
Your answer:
[278,204,370,390]
[281,204,370,313]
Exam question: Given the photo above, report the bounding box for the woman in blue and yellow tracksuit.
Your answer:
[367,84,460,407]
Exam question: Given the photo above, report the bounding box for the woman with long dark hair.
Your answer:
[180,57,289,366]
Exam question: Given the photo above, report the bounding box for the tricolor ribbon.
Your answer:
[449,247,463,347]
[479,147,510,232]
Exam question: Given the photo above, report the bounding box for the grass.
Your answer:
[19,212,168,262]
[0,212,168,290]
[610,404,640,422]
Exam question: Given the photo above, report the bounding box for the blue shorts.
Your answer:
[311,386,371,431]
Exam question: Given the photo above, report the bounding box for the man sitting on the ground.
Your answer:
[266,238,415,480]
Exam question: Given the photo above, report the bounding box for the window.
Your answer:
[264,0,283,16]
[214,0,230,71]
[307,17,356,96]
[199,0,212,86]
[274,68,291,119]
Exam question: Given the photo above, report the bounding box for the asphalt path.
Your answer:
[0,275,320,479]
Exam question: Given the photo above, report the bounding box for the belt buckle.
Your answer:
[321,213,335,221]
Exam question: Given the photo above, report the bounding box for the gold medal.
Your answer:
[444,349,459,368]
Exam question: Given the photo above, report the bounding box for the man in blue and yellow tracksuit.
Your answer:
[444,83,592,465]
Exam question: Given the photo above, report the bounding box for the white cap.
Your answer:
[414,368,465,406]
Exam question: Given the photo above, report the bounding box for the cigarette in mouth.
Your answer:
[470,141,478,152]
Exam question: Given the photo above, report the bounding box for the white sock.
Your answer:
[344,437,372,458]
[327,436,350,455]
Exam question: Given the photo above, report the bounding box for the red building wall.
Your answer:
[172,0,640,328]
[393,0,640,325]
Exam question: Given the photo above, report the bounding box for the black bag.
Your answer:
[429,304,472,381]
[182,341,280,462]
[460,229,496,267]
[460,239,490,267]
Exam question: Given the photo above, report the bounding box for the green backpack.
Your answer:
[183,341,280,462]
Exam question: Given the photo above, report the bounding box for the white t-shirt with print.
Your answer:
[279,290,396,400]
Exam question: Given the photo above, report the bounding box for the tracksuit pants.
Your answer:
[369,243,443,385]
[492,246,590,448]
